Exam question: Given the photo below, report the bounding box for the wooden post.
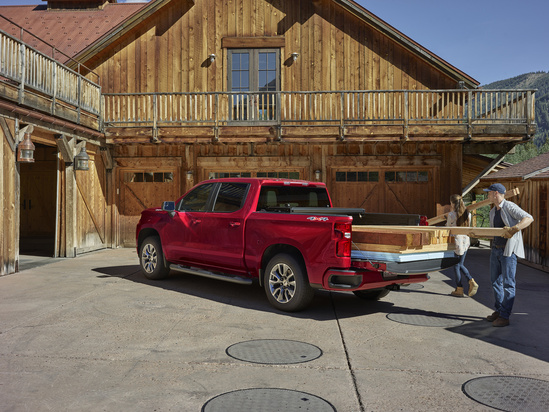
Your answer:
[65,138,77,257]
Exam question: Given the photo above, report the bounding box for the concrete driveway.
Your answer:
[1,245,548,411]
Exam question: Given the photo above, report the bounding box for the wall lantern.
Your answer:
[74,146,90,171]
[208,54,216,63]
[315,170,321,181]
[291,52,299,62]
[186,170,194,179]
[17,132,35,163]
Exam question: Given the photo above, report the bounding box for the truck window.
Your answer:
[178,183,214,211]
[213,183,249,212]
[257,186,331,210]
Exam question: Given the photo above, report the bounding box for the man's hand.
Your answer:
[503,225,520,238]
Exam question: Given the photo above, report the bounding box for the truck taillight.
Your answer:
[335,222,352,257]
[419,215,429,226]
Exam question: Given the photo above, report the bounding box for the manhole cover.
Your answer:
[463,376,549,411]
[399,284,424,290]
[226,339,322,364]
[387,312,464,327]
[202,388,336,412]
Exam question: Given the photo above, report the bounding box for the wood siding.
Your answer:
[87,0,456,95]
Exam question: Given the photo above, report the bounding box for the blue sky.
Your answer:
[1,0,547,85]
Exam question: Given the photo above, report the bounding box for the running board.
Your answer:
[170,265,253,285]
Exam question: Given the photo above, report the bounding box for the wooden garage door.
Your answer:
[330,168,435,216]
[118,169,180,247]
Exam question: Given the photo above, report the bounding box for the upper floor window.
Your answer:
[228,49,280,123]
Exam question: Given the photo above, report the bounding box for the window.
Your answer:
[208,171,301,179]
[257,186,331,210]
[336,171,379,182]
[213,183,249,213]
[178,183,214,212]
[385,170,429,183]
[228,49,280,122]
[125,171,174,183]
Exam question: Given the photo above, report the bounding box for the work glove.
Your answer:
[503,225,520,238]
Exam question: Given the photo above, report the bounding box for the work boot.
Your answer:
[450,287,464,297]
[468,279,479,297]
[486,311,500,322]
[492,317,510,327]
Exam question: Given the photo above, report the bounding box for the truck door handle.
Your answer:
[229,221,241,227]
[191,219,202,225]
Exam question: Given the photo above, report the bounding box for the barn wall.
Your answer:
[112,140,459,246]
[500,180,549,271]
[87,0,457,94]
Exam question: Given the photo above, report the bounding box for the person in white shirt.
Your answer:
[483,183,534,327]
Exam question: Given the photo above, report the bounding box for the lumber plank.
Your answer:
[352,242,454,254]
[427,188,520,225]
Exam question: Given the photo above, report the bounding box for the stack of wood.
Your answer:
[351,188,519,254]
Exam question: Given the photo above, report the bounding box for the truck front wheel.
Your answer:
[264,253,314,312]
[353,288,390,300]
[139,236,170,280]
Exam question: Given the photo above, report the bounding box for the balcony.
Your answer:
[103,89,537,143]
[0,28,101,132]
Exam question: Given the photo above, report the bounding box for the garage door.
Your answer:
[330,168,435,216]
[118,169,180,247]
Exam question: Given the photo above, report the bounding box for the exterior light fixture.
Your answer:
[17,132,35,163]
[291,52,299,62]
[315,170,321,181]
[74,145,90,171]
[186,170,193,179]
[208,54,216,63]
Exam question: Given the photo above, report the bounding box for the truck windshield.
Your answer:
[257,185,330,210]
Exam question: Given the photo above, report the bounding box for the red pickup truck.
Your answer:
[136,178,457,311]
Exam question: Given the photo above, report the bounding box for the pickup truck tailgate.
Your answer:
[351,250,459,275]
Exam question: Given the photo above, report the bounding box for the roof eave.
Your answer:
[334,0,479,88]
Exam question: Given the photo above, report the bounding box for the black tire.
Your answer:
[264,253,314,312]
[139,236,170,280]
[353,288,390,300]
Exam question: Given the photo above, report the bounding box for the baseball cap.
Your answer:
[483,183,506,194]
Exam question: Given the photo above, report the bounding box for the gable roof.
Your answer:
[0,0,477,87]
[482,152,549,182]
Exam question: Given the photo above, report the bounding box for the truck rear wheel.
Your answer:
[264,253,314,312]
[139,236,170,280]
[353,288,390,300]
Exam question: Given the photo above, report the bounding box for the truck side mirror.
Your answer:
[162,201,176,217]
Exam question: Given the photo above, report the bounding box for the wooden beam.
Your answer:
[427,187,520,225]
[55,134,74,163]
[0,117,16,151]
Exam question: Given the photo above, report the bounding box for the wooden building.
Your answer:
[482,152,549,271]
[0,0,537,275]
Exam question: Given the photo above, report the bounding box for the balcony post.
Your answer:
[467,90,473,140]
[403,91,409,141]
[18,42,26,104]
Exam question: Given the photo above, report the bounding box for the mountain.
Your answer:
[483,71,549,163]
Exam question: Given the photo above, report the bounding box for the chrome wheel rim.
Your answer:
[268,263,296,303]
[141,243,157,273]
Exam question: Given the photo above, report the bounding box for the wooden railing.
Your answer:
[0,29,101,127]
[102,89,536,131]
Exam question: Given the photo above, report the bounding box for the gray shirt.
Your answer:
[489,199,533,258]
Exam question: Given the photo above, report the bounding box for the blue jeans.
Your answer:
[453,251,472,287]
[490,247,517,319]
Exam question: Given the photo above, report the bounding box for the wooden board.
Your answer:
[427,188,520,225]
[352,225,508,253]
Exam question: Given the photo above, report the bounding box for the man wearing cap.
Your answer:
[483,183,534,327]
